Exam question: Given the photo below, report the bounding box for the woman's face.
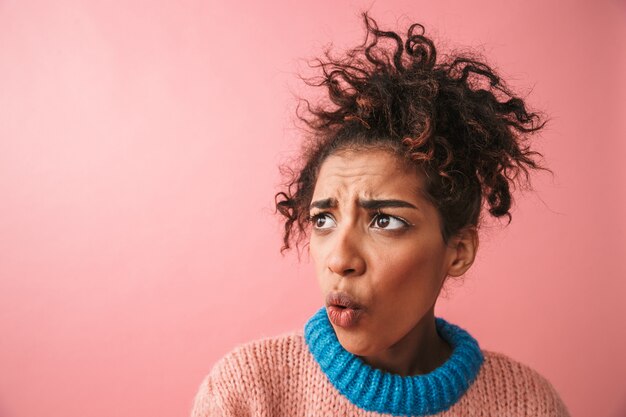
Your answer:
[309,148,463,358]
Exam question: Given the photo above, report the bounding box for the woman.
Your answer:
[191,13,570,417]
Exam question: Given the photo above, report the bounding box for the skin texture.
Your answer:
[309,148,478,376]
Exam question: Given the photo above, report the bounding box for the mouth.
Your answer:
[325,294,364,328]
[325,291,365,310]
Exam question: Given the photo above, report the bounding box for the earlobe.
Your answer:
[446,227,478,277]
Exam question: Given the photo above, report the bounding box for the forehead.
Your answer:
[312,149,424,199]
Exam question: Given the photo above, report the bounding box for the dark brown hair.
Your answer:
[275,12,549,252]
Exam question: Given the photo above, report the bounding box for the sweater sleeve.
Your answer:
[190,354,252,417]
[528,367,571,417]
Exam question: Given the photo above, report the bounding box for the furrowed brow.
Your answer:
[358,199,418,210]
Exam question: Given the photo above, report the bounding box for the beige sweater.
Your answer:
[191,327,570,417]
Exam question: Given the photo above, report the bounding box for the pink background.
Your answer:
[1,1,625,416]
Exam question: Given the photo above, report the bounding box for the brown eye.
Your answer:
[375,215,390,228]
[311,213,336,230]
[370,213,408,230]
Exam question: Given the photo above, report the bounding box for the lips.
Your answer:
[325,291,365,328]
[325,291,365,310]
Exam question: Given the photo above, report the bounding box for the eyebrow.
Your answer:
[359,199,418,210]
[309,198,418,211]
[310,198,337,210]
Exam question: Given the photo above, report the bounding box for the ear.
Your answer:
[445,227,479,277]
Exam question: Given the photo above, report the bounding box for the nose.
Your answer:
[327,227,366,277]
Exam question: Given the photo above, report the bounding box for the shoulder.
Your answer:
[472,350,570,416]
[480,350,561,393]
[190,330,307,417]
[211,329,307,376]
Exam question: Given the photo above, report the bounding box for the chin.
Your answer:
[336,329,377,357]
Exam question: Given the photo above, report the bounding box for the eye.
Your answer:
[310,213,337,230]
[370,213,408,230]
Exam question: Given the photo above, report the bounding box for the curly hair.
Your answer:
[275,12,549,253]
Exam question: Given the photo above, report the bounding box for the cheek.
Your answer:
[309,238,323,271]
[373,246,446,305]
[309,238,328,287]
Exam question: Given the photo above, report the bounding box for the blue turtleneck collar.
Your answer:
[304,306,484,416]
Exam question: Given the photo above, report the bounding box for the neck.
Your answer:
[304,306,485,416]
[357,307,452,376]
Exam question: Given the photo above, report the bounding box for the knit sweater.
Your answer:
[191,307,570,417]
